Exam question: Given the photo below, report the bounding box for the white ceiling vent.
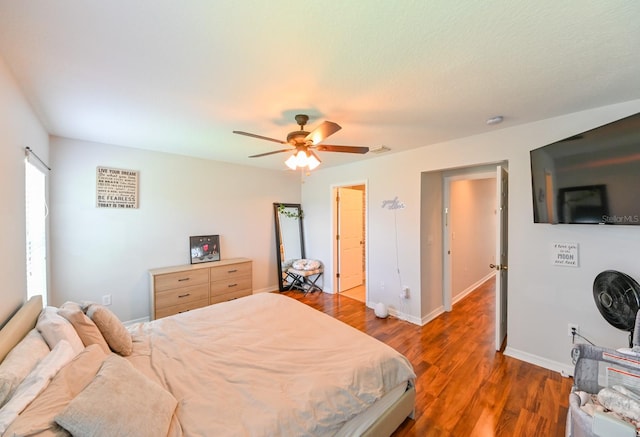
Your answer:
[369,145,391,154]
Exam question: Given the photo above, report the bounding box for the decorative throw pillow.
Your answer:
[0,340,76,435]
[84,304,132,356]
[292,259,322,271]
[58,302,110,354]
[55,354,177,437]
[36,307,85,355]
[0,329,50,407]
[3,344,107,437]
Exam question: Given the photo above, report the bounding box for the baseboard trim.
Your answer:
[452,272,496,306]
[365,304,443,327]
[388,307,422,325]
[363,301,422,325]
[504,346,575,377]
[421,306,444,326]
[253,286,277,294]
[124,316,150,326]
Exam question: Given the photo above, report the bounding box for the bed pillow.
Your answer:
[3,344,107,437]
[58,302,110,354]
[84,304,132,356]
[36,307,85,355]
[0,340,76,435]
[55,354,177,437]
[0,329,50,407]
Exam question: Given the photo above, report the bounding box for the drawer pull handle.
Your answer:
[178,278,190,282]
[178,293,191,298]
[227,269,238,273]
[228,283,238,288]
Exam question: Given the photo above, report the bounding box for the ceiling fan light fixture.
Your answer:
[285,154,298,170]
[307,153,320,170]
[295,150,309,167]
[284,149,321,170]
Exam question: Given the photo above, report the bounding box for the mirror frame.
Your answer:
[274,203,305,291]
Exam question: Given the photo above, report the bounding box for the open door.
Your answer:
[492,166,509,350]
[337,187,364,292]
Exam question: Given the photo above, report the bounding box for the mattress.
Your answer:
[335,381,409,436]
[127,292,416,436]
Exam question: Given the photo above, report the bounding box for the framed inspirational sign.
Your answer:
[96,166,139,209]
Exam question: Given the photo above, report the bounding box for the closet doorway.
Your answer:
[332,183,367,303]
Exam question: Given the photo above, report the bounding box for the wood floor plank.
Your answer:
[281,277,574,436]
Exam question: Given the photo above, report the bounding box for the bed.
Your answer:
[0,293,416,436]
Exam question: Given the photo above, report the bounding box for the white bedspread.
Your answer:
[127,293,415,436]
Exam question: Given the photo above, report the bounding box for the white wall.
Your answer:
[450,178,495,299]
[49,137,300,322]
[0,56,49,324]
[302,99,640,373]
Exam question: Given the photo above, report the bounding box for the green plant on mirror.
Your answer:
[278,204,304,219]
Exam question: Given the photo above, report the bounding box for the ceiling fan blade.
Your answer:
[315,145,369,154]
[233,131,286,144]
[305,121,341,145]
[249,149,292,158]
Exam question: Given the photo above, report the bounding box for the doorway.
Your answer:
[443,171,497,311]
[421,162,508,350]
[332,183,367,303]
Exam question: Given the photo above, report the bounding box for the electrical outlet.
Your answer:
[401,286,410,299]
[102,294,112,306]
[568,323,579,337]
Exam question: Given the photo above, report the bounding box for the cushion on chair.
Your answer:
[288,268,323,277]
[291,259,322,271]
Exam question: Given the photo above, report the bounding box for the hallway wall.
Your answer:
[450,177,496,300]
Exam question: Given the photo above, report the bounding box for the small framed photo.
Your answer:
[189,235,220,264]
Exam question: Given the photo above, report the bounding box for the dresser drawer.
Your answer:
[154,269,209,292]
[210,262,251,281]
[155,283,209,309]
[155,298,209,319]
[210,276,252,297]
[210,289,251,305]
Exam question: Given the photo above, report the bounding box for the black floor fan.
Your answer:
[593,270,640,347]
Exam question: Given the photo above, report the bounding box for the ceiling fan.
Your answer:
[233,114,369,170]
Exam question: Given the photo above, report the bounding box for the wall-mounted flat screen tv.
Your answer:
[530,112,640,225]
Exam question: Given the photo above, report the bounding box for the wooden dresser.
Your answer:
[149,258,252,320]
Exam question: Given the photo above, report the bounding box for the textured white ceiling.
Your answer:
[1,1,639,170]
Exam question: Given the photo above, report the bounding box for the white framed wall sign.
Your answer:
[551,242,579,267]
[96,166,139,209]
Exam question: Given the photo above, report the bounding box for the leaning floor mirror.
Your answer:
[274,203,305,291]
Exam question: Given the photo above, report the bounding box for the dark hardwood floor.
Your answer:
[281,278,574,436]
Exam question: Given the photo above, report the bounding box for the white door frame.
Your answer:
[337,187,365,292]
[331,181,368,298]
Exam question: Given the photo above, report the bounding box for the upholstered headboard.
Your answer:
[0,295,43,362]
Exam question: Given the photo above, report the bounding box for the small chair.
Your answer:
[286,259,323,293]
